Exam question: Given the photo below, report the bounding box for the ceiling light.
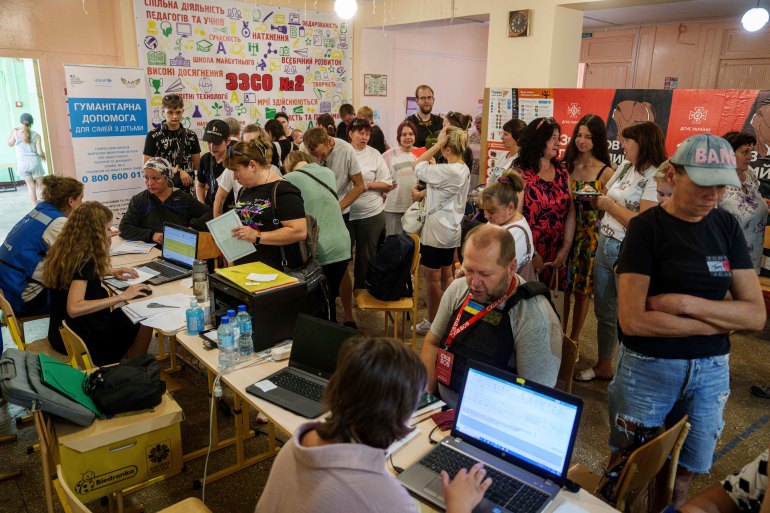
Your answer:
[742,2,769,32]
[334,0,358,20]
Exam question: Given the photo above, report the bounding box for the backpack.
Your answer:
[271,181,319,266]
[85,354,166,415]
[365,234,415,301]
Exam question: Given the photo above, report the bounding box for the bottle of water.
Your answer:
[236,304,253,358]
[227,308,240,361]
[186,298,204,335]
[217,316,235,371]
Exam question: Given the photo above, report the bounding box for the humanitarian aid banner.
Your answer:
[483,87,770,197]
[133,0,352,138]
[64,65,148,217]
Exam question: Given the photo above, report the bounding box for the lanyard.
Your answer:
[445,277,518,348]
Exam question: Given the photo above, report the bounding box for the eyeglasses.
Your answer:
[417,96,434,101]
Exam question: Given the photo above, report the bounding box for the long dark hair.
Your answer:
[514,117,561,172]
[564,114,612,174]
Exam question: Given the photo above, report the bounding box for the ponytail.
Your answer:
[481,170,524,210]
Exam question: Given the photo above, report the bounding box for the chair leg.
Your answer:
[411,308,417,350]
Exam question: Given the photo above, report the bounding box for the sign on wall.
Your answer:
[64,64,148,217]
[134,0,352,138]
[483,87,770,197]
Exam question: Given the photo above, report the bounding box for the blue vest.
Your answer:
[0,202,65,311]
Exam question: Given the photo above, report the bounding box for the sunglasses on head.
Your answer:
[536,117,556,130]
[163,94,181,102]
[228,143,266,160]
[350,118,370,129]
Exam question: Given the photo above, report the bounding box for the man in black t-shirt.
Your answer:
[143,94,201,194]
[407,85,443,148]
[196,119,229,207]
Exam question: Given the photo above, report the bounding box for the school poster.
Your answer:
[64,64,148,217]
[134,0,353,139]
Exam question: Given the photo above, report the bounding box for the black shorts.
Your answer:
[421,245,455,269]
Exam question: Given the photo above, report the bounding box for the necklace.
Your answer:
[262,168,273,185]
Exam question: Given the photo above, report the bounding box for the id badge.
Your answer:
[436,348,454,386]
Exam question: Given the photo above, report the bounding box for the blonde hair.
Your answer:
[43,201,113,290]
[223,135,273,169]
[481,170,525,210]
[242,123,268,141]
[224,117,241,137]
[283,150,315,173]
[357,106,374,121]
[444,126,469,156]
[655,159,671,182]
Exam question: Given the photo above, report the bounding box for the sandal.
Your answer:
[573,367,613,383]
[751,384,770,399]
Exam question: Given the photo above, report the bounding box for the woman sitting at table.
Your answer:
[225,137,308,270]
[44,201,154,365]
[119,157,212,244]
[255,336,492,513]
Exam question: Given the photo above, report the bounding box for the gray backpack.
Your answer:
[0,349,95,426]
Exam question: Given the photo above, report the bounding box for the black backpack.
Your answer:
[365,234,415,301]
[85,354,166,415]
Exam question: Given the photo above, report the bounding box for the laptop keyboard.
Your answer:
[419,444,550,512]
[270,372,325,402]
[143,260,188,279]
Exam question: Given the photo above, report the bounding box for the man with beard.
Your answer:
[407,85,444,148]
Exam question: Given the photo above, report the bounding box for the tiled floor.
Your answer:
[1,186,769,512]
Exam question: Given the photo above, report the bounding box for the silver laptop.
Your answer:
[144,223,199,285]
[399,361,583,513]
[245,314,361,418]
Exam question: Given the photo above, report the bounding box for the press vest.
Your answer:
[0,202,64,311]
[438,281,552,394]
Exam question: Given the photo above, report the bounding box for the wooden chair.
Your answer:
[353,234,421,349]
[760,226,770,317]
[0,290,65,361]
[197,231,222,264]
[56,464,212,513]
[59,320,95,370]
[556,335,579,394]
[568,415,691,513]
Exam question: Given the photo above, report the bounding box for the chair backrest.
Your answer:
[196,231,221,262]
[56,464,92,513]
[615,415,691,511]
[557,335,578,394]
[764,225,770,250]
[0,290,26,350]
[59,320,95,370]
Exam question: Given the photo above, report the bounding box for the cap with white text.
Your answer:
[202,119,230,144]
[669,134,740,187]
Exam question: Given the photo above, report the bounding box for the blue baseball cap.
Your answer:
[669,134,740,187]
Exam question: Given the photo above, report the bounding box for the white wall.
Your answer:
[358,21,488,147]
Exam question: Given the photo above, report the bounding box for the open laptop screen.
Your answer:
[289,314,361,379]
[162,224,198,268]
[454,367,580,479]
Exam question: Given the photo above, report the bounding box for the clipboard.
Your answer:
[38,354,102,416]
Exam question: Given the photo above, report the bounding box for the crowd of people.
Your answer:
[2,84,769,513]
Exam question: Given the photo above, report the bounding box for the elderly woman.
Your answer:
[719,131,767,274]
[611,134,765,505]
[119,157,212,243]
[256,337,491,513]
[225,138,307,270]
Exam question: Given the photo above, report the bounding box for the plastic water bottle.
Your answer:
[236,304,253,358]
[217,317,235,371]
[186,298,204,335]
[227,308,240,361]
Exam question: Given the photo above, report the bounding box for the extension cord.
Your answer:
[271,344,292,361]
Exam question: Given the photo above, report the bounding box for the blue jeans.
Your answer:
[593,235,621,361]
[608,345,730,473]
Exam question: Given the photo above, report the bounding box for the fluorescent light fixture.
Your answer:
[334,0,358,19]
[742,1,769,32]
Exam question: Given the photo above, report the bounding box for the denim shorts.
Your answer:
[608,345,730,474]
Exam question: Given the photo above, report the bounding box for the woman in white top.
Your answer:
[576,121,667,382]
[348,118,393,288]
[411,126,471,334]
[486,118,527,186]
[479,171,535,280]
[382,120,420,237]
[7,113,46,205]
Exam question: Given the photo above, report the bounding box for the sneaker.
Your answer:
[416,318,432,335]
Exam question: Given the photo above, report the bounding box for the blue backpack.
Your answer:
[365,234,415,301]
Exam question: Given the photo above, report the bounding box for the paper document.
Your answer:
[246,273,278,282]
[121,293,191,332]
[109,241,156,256]
[104,266,160,289]
[206,210,256,262]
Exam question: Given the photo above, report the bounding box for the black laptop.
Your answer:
[245,314,361,418]
[144,223,199,285]
[399,361,583,513]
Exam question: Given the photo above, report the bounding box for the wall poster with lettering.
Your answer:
[134,0,353,138]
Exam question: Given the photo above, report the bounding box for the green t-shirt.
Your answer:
[284,163,352,266]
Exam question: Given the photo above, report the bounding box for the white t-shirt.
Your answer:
[324,138,361,215]
[382,147,417,213]
[600,160,657,242]
[501,217,535,270]
[350,146,391,221]
[415,161,470,248]
[486,152,517,185]
[216,165,282,199]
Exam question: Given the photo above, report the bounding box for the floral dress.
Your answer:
[520,165,572,290]
[569,166,609,294]
[719,169,768,273]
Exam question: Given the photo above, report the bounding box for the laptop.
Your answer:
[245,314,361,418]
[144,223,199,285]
[399,361,583,513]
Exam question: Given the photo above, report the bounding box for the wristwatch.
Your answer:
[254,233,261,246]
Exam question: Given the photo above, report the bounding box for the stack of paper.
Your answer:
[110,241,156,256]
[104,266,160,290]
[121,293,191,332]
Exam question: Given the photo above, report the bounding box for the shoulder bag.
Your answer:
[508,224,538,283]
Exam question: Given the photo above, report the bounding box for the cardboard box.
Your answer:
[54,393,184,503]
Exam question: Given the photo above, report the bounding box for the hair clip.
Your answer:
[497,176,511,185]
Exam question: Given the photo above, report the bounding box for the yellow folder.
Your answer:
[214,261,299,294]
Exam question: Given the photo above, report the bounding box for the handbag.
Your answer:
[401,196,450,235]
[85,354,165,416]
[547,265,566,328]
[507,224,538,283]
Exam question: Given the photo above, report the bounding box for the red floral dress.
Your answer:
[520,165,572,289]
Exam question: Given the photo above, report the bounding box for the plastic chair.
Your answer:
[353,233,421,349]
[568,415,691,512]
[0,290,65,361]
[556,335,579,394]
[56,464,212,513]
[58,320,95,370]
